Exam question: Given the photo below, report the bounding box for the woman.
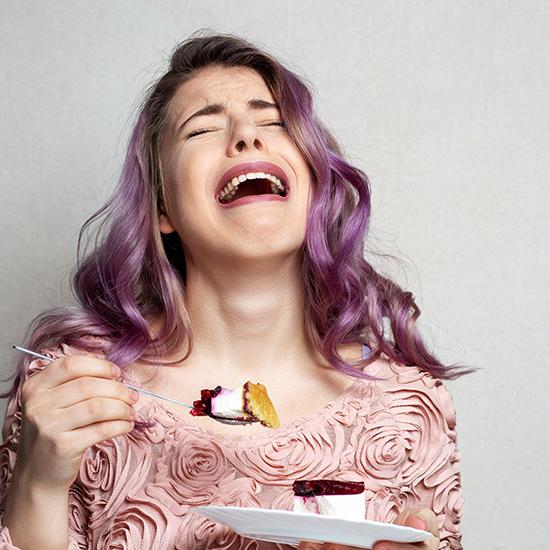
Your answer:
[0,34,465,549]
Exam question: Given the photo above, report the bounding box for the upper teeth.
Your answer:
[219,172,285,201]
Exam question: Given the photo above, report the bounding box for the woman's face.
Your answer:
[159,66,311,270]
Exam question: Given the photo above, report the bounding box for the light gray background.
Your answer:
[1,2,548,549]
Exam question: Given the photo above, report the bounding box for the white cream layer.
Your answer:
[293,493,366,521]
[210,387,247,419]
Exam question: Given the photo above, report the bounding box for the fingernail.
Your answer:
[130,389,139,401]
[112,364,122,379]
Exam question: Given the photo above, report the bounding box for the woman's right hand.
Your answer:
[13,353,137,493]
[3,353,137,550]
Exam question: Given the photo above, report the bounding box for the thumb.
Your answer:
[394,507,438,536]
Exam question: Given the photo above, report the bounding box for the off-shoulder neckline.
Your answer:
[130,374,367,442]
[123,346,382,443]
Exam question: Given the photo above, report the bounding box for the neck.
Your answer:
[182,252,318,377]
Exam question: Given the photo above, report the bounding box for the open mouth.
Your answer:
[218,172,287,204]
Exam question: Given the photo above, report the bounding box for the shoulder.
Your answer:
[364,356,458,432]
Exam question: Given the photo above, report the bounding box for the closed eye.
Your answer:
[186,127,218,139]
[186,121,284,139]
[260,120,285,128]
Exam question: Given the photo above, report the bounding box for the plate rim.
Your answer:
[193,505,433,547]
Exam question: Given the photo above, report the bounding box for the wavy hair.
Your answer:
[6,33,465,396]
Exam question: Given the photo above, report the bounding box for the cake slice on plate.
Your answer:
[293,480,365,520]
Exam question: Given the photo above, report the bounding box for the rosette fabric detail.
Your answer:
[0,344,463,549]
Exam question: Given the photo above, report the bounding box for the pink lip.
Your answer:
[215,161,290,206]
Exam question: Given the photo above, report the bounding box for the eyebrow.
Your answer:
[177,98,280,134]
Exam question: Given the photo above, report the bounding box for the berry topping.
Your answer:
[292,480,365,496]
[190,385,223,416]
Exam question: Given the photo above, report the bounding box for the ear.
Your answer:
[159,211,177,234]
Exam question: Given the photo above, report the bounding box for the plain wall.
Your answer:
[1,2,549,549]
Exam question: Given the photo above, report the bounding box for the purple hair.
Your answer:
[6,34,466,396]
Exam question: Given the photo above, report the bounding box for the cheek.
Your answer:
[160,155,195,218]
[164,148,216,199]
[284,141,311,187]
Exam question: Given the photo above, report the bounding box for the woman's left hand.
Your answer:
[296,507,439,550]
[371,508,439,550]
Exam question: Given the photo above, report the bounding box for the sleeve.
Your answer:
[361,363,464,550]
[0,352,90,550]
[413,378,464,550]
[430,381,464,550]
[400,370,464,550]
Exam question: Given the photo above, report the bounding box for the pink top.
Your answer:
[0,344,463,549]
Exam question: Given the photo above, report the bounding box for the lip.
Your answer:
[215,161,290,207]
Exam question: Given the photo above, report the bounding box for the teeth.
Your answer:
[219,172,285,202]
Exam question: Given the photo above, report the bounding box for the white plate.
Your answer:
[194,506,433,548]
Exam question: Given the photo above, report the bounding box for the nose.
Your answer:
[226,118,268,157]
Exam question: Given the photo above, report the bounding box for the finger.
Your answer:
[403,513,428,532]
[66,417,136,451]
[62,395,136,429]
[26,354,121,391]
[296,542,322,550]
[22,378,138,434]
[395,508,438,538]
[22,395,136,451]
[297,542,364,550]
[52,377,137,410]
[26,418,136,476]
[371,508,439,550]
[372,541,433,550]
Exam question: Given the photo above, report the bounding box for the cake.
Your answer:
[293,480,365,520]
[190,382,280,428]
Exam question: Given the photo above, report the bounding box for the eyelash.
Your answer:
[186,120,285,140]
[186,128,215,139]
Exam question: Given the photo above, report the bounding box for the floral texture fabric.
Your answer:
[0,344,463,549]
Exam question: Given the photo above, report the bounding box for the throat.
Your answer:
[231,179,272,201]
[219,176,287,204]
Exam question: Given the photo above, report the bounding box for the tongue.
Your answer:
[230,179,273,202]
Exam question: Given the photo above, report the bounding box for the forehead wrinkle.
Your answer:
[172,81,279,140]
[182,97,277,127]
